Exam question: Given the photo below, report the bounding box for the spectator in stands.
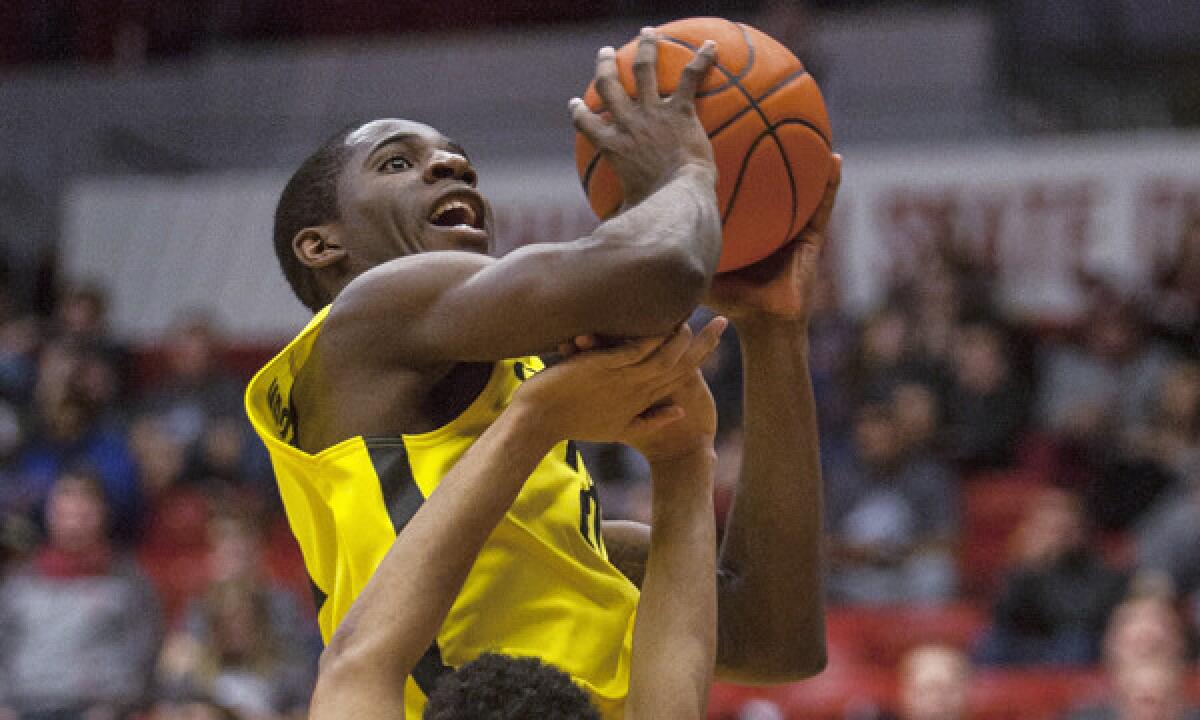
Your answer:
[976,487,1127,666]
[131,414,214,623]
[1124,360,1200,484]
[898,644,971,720]
[1134,483,1200,608]
[859,643,971,720]
[945,322,1028,471]
[1036,293,1174,449]
[1065,581,1199,720]
[138,312,243,451]
[0,314,40,406]
[1103,578,1191,671]
[55,282,110,342]
[807,268,858,455]
[158,578,314,719]
[1124,361,1200,602]
[1147,213,1200,356]
[183,513,319,663]
[185,413,275,511]
[0,471,160,719]
[826,401,959,604]
[53,283,128,387]
[850,307,920,405]
[891,379,944,460]
[1063,658,1200,720]
[16,338,140,537]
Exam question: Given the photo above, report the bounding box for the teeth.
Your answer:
[430,199,477,227]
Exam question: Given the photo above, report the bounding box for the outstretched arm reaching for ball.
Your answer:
[308,321,725,720]
[606,155,843,683]
[323,31,723,367]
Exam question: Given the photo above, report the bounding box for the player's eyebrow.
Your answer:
[367,133,471,166]
[366,132,422,164]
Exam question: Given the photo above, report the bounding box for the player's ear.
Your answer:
[293,226,346,269]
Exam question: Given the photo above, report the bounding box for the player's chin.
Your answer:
[424,223,491,255]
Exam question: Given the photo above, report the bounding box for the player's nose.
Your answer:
[425,150,477,187]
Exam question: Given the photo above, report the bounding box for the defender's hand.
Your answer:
[706,154,842,323]
[621,368,717,467]
[571,29,718,208]
[513,318,727,445]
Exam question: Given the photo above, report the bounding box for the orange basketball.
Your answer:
[575,17,834,273]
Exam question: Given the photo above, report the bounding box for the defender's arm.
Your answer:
[625,452,717,720]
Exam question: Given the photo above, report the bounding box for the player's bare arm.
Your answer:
[317,32,722,370]
[308,321,725,720]
[620,368,720,720]
[606,155,843,683]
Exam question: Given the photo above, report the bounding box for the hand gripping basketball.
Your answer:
[569,28,718,208]
[576,18,835,273]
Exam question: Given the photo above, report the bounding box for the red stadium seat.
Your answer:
[968,669,1106,720]
[136,487,213,626]
[826,603,987,668]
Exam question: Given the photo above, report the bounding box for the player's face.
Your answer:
[336,119,493,262]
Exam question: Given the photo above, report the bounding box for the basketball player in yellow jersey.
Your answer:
[247,27,839,717]
[310,326,724,720]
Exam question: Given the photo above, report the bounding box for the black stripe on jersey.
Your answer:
[366,438,453,695]
[369,439,426,531]
[565,440,580,471]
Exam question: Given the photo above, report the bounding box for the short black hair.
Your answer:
[423,653,601,720]
[272,125,358,313]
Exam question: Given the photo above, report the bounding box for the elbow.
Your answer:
[789,643,829,680]
[717,634,829,684]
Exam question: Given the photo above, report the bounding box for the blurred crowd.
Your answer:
[0,215,1199,720]
[0,284,318,720]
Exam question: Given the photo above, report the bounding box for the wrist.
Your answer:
[498,400,561,459]
[735,314,811,347]
[672,161,718,188]
[646,445,717,475]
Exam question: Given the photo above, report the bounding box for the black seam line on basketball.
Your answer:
[732,22,796,237]
[706,68,829,147]
[658,18,754,98]
[366,438,454,694]
[581,150,602,195]
[583,18,755,195]
[698,23,794,242]
[721,119,826,233]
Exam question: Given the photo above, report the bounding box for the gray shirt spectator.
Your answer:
[826,403,959,604]
[0,473,160,717]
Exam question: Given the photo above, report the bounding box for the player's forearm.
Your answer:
[312,407,554,717]
[583,165,722,334]
[715,317,826,682]
[627,450,717,720]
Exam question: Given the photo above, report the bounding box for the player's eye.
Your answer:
[382,155,414,172]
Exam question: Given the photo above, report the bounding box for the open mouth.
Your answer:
[428,193,486,231]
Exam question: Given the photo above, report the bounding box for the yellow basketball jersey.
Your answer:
[245,306,639,719]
